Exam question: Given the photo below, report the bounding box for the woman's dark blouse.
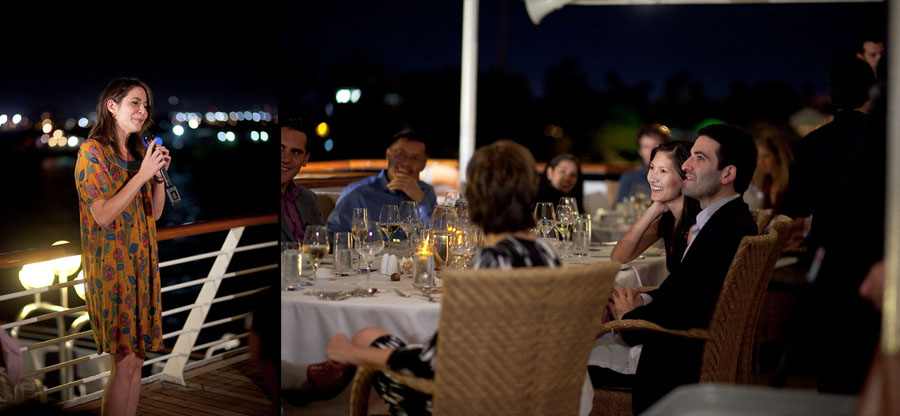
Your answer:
[657,211,690,273]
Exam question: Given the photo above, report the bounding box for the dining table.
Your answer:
[281,242,668,366]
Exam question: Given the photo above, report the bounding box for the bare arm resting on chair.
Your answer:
[327,333,393,368]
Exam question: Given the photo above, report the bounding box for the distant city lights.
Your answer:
[12,114,22,124]
[260,131,268,142]
[78,117,89,128]
[188,119,199,129]
[41,121,52,134]
[206,112,216,123]
[0,114,6,124]
[168,96,179,105]
[68,136,78,147]
[252,113,261,122]
[336,88,361,104]
[324,139,334,152]
[175,113,185,122]
[336,89,350,103]
[316,122,329,137]
[226,131,235,142]
[217,132,227,142]
[251,131,260,141]
[173,125,184,136]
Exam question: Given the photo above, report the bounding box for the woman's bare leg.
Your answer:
[101,353,143,416]
[125,353,145,415]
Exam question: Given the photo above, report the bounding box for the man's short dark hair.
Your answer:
[282,116,312,153]
[828,57,875,111]
[634,123,672,148]
[858,31,884,54]
[465,140,538,234]
[390,128,425,148]
[697,124,757,194]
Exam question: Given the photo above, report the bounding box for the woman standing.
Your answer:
[75,77,170,416]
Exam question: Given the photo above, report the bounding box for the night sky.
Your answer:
[0,3,278,119]
[289,1,885,99]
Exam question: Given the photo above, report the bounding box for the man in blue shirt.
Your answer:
[326,130,437,233]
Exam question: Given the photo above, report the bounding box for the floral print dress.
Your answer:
[75,139,163,356]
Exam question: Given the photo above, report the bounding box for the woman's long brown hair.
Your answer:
[86,77,154,161]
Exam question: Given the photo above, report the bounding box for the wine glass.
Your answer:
[302,225,329,275]
[399,201,419,252]
[533,202,555,235]
[559,197,579,215]
[378,205,400,242]
[555,205,575,257]
[356,229,385,282]
[539,218,556,239]
[449,223,479,269]
[351,207,369,243]
[430,205,457,231]
[534,202,556,223]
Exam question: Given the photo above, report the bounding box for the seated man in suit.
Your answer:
[326,129,437,233]
[281,117,324,242]
[600,124,758,413]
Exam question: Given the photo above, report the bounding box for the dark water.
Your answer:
[0,124,280,349]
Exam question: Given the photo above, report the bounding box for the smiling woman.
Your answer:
[75,77,171,416]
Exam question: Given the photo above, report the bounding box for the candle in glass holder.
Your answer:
[413,237,436,289]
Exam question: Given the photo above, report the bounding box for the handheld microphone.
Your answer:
[143,134,182,206]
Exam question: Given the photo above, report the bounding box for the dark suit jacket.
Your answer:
[622,197,757,413]
[280,183,324,242]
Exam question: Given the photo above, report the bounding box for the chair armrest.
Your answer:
[598,319,710,340]
[634,285,659,294]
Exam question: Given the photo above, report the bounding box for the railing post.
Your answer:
[159,226,244,385]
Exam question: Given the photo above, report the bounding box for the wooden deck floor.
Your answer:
[69,353,277,415]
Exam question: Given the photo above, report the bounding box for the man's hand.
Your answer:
[609,286,644,320]
[326,333,357,365]
[388,172,425,202]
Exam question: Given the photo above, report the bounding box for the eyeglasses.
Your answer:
[392,149,426,164]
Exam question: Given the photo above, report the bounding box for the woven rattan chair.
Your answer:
[590,226,783,416]
[750,208,775,235]
[737,214,793,382]
[349,262,620,416]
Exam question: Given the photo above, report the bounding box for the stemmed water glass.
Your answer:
[302,225,329,275]
[534,202,556,223]
[555,205,575,257]
[399,201,419,252]
[356,229,385,282]
[539,218,556,240]
[559,197,579,215]
[352,207,369,242]
[378,205,400,243]
[534,202,555,234]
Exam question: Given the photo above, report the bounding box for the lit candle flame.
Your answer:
[418,233,432,255]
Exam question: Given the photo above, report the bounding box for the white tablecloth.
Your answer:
[281,243,667,365]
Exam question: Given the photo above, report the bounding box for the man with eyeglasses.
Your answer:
[326,129,437,233]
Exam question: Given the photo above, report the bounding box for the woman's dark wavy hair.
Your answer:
[87,77,154,160]
[465,140,538,234]
[650,140,701,243]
